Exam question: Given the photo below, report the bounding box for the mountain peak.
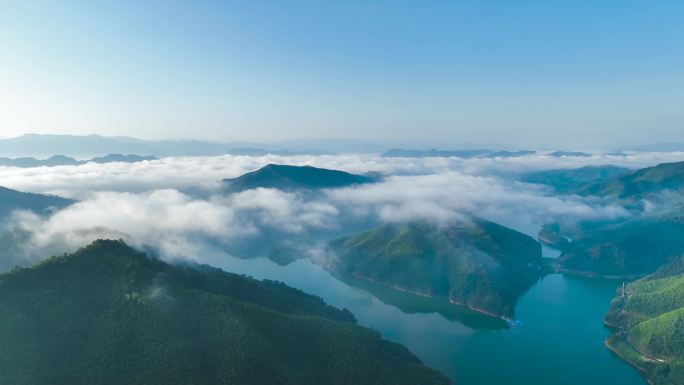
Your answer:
[222,164,375,192]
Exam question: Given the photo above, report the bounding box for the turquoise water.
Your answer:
[205,252,645,385]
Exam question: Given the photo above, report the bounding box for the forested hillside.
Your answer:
[328,219,542,319]
[0,240,449,385]
[605,255,684,385]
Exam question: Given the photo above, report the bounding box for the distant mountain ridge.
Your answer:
[381,148,536,158]
[0,154,157,168]
[0,134,385,158]
[380,148,604,159]
[548,151,592,157]
[221,164,376,193]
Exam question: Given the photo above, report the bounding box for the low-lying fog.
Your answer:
[2,151,683,268]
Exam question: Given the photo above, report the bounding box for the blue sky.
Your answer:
[1,0,683,148]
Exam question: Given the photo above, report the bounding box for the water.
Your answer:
[542,244,562,259]
[204,252,645,385]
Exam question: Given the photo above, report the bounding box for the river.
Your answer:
[204,251,645,385]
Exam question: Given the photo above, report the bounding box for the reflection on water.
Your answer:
[203,250,645,385]
[336,273,509,330]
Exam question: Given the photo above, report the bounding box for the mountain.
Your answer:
[482,150,536,158]
[0,186,74,219]
[222,164,375,193]
[548,151,592,157]
[0,134,381,158]
[534,161,684,276]
[89,154,158,163]
[604,255,684,385]
[0,154,157,168]
[0,240,449,385]
[381,149,493,158]
[541,215,684,277]
[0,155,81,167]
[380,148,536,159]
[520,165,631,193]
[571,160,684,201]
[0,187,75,271]
[327,219,542,319]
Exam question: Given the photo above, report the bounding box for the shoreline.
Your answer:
[537,236,565,247]
[344,271,514,322]
[554,267,646,280]
[604,337,657,385]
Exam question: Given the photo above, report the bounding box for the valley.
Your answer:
[1,152,684,385]
[5,4,684,384]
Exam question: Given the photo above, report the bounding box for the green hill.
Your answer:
[521,165,630,193]
[0,240,449,385]
[535,161,684,277]
[544,216,684,277]
[575,160,684,200]
[222,164,375,192]
[328,219,542,319]
[605,255,684,385]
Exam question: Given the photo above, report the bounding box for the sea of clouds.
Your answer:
[1,151,683,268]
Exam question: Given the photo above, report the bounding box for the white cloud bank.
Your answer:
[1,151,678,267]
[0,151,683,199]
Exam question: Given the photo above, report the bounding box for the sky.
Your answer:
[1,0,683,149]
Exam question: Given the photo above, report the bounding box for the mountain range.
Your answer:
[0,154,157,168]
[381,148,536,158]
[0,134,385,158]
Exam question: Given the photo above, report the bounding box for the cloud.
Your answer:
[3,151,678,268]
[6,188,342,262]
[326,172,629,233]
[2,151,684,199]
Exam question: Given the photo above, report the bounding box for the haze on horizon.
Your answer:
[1,1,683,149]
